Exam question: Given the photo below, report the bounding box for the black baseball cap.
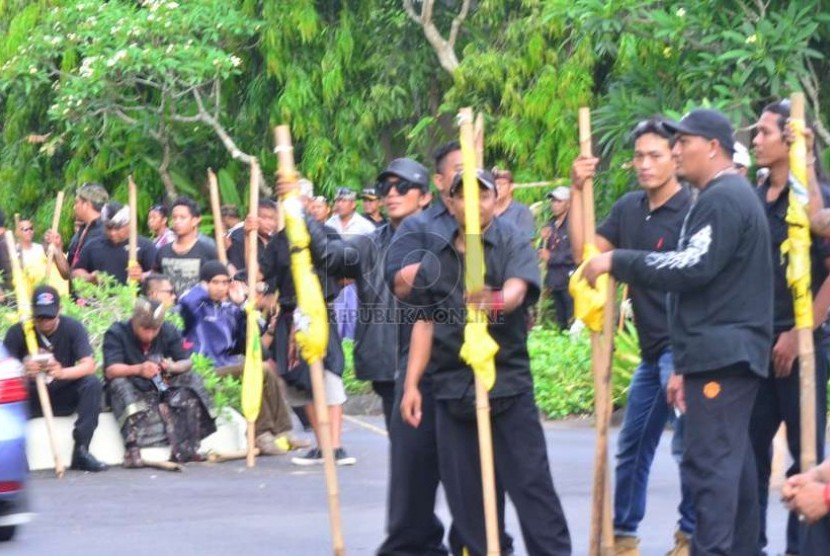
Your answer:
[376,158,430,190]
[449,169,497,197]
[32,285,60,318]
[663,108,736,154]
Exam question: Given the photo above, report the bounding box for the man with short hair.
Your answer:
[539,186,576,330]
[147,204,175,250]
[492,167,536,242]
[103,297,216,467]
[47,182,109,280]
[584,108,774,555]
[155,197,218,296]
[142,273,177,309]
[220,204,242,236]
[226,199,279,275]
[570,118,694,555]
[16,218,67,295]
[72,201,157,286]
[361,187,386,227]
[3,285,107,472]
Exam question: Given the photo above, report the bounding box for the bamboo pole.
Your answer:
[44,191,64,281]
[275,125,345,556]
[790,93,817,472]
[208,169,228,265]
[127,176,138,294]
[6,230,64,478]
[580,107,614,556]
[245,162,260,468]
[460,107,500,556]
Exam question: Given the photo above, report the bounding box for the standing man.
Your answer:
[147,204,175,250]
[749,99,830,556]
[492,167,536,242]
[583,108,773,555]
[155,197,218,296]
[539,186,576,331]
[570,118,694,555]
[72,201,157,286]
[226,199,278,275]
[47,182,109,280]
[360,187,387,227]
[3,285,108,472]
[16,218,67,295]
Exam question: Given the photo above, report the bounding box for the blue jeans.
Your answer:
[614,349,695,537]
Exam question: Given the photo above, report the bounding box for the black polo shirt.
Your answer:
[409,218,540,400]
[68,218,104,268]
[75,236,156,285]
[597,187,691,361]
[4,316,93,368]
[155,237,218,296]
[102,320,190,392]
[545,215,575,290]
[757,180,830,334]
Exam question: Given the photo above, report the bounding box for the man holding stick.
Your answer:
[583,108,773,555]
[749,99,830,556]
[47,183,108,280]
[400,169,571,556]
[570,118,694,555]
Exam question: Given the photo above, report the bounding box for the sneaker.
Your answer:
[334,448,356,466]
[615,535,640,556]
[665,530,690,556]
[291,448,323,466]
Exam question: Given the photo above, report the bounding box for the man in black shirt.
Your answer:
[226,199,278,275]
[584,108,773,555]
[400,169,571,555]
[360,187,387,227]
[749,99,830,556]
[155,197,218,296]
[570,118,694,554]
[47,182,108,280]
[3,285,107,472]
[72,201,157,286]
[540,186,576,331]
[103,298,216,466]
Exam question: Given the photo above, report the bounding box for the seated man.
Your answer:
[3,285,107,472]
[72,201,157,286]
[103,297,216,467]
[142,273,177,309]
[179,261,300,456]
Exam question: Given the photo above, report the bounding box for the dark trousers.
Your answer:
[255,366,294,437]
[750,342,828,555]
[800,516,830,556]
[28,375,103,447]
[683,367,760,556]
[377,377,448,556]
[372,380,396,431]
[435,391,571,556]
[550,288,573,330]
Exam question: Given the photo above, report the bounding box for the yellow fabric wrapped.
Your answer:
[782,189,813,330]
[568,243,609,332]
[460,310,499,392]
[241,302,264,422]
[282,192,329,364]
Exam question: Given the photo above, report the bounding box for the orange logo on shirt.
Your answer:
[703,381,721,399]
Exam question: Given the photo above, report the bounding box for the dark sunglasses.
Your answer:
[376,179,422,197]
[20,227,33,232]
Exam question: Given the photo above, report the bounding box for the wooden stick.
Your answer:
[275,125,345,556]
[44,191,64,281]
[208,168,228,265]
[207,448,259,464]
[5,231,64,478]
[580,107,614,555]
[142,459,184,472]
[791,92,818,472]
[460,107,500,556]
[245,161,261,468]
[127,176,138,293]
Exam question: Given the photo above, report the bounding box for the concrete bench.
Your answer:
[26,408,248,471]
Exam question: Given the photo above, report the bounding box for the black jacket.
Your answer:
[612,173,773,377]
[308,217,398,382]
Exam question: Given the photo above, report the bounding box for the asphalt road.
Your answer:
[5,416,790,555]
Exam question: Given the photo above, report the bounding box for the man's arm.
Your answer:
[400,319,434,428]
[569,156,615,263]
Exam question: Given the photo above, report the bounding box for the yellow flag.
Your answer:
[785,110,813,330]
[4,231,38,354]
[458,109,498,391]
[241,303,264,422]
[568,243,609,332]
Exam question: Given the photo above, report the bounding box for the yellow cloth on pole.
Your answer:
[785,115,813,331]
[458,116,498,392]
[282,192,329,364]
[568,243,609,332]
[241,303,264,422]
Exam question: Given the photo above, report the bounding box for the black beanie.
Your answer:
[200,260,229,282]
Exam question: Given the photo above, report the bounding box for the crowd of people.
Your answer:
[3,100,830,555]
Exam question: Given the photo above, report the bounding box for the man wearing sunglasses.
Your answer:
[570,118,694,556]
[3,285,108,472]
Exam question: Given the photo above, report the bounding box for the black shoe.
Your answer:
[334,448,356,466]
[71,446,109,472]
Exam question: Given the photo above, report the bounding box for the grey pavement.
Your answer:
[6,417,790,555]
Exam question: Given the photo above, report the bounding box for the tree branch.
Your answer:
[448,0,472,48]
[402,0,463,75]
[801,59,830,146]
